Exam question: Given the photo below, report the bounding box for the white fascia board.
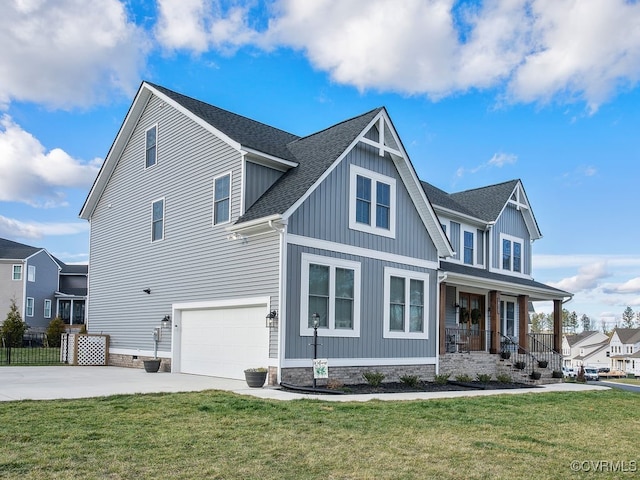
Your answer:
[493,181,542,241]
[226,214,285,236]
[241,148,298,169]
[433,206,490,228]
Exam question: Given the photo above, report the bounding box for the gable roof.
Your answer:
[565,331,602,347]
[0,237,42,260]
[422,179,542,240]
[613,328,640,344]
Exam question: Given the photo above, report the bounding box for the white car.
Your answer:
[584,367,600,381]
[562,367,576,378]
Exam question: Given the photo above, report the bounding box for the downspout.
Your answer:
[268,219,287,385]
[436,272,448,375]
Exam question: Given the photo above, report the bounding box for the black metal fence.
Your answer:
[1,332,64,365]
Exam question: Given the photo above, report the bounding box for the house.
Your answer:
[561,331,609,369]
[0,237,87,330]
[609,328,640,376]
[80,82,571,384]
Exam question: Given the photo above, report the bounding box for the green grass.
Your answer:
[0,389,638,479]
[606,377,640,385]
[0,347,62,365]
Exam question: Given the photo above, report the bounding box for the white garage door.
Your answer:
[179,304,269,379]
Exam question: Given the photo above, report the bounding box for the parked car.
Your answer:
[562,366,576,378]
[584,367,599,381]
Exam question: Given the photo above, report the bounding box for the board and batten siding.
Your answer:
[288,142,438,262]
[244,160,284,213]
[87,95,280,354]
[284,244,438,360]
[491,204,531,274]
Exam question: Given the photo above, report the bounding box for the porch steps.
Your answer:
[498,357,563,385]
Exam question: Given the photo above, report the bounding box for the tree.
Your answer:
[530,312,551,333]
[580,314,591,332]
[1,298,28,347]
[600,320,611,336]
[562,309,579,333]
[45,317,66,348]
[622,306,636,328]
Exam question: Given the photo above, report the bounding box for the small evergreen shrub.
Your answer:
[362,371,385,387]
[434,373,450,385]
[399,375,420,388]
[455,374,473,383]
[46,317,66,347]
[1,298,27,347]
[496,373,512,383]
[476,373,492,383]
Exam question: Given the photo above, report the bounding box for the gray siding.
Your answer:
[244,161,284,212]
[24,251,59,329]
[87,94,281,353]
[0,261,24,321]
[492,204,531,274]
[289,142,438,262]
[285,244,438,360]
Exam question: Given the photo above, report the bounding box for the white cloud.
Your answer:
[0,115,102,207]
[0,0,149,108]
[603,277,640,295]
[456,151,517,177]
[548,261,610,292]
[0,214,89,240]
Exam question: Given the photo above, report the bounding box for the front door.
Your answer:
[459,293,485,351]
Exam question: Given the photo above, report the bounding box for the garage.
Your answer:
[173,298,271,380]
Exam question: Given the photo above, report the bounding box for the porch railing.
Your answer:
[444,327,494,353]
[527,333,562,372]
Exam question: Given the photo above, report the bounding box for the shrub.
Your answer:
[326,378,344,390]
[46,317,66,347]
[78,324,87,334]
[399,375,420,388]
[1,298,27,347]
[455,374,473,383]
[476,373,492,383]
[496,373,512,383]
[434,373,450,385]
[362,371,385,387]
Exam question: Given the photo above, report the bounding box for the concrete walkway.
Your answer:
[0,366,610,402]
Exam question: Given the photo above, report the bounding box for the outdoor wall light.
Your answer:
[161,315,171,329]
[311,312,320,329]
[265,310,278,328]
[143,288,151,294]
[453,302,460,312]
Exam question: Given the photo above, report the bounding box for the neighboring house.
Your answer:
[0,238,87,330]
[561,331,609,369]
[609,328,640,376]
[80,82,571,384]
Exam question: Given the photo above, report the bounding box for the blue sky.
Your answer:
[1,0,639,329]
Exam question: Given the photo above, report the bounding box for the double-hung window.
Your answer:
[28,265,36,282]
[145,125,157,168]
[44,299,52,318]
[383,267,430,339]
[213,173,231,225]
[301,253,361,337]
[463,231,474,265]
[349,165,396,238]
[26,297,34,317]
[151,198,164,242]
[12,265,22,280]
[501,235,523,273]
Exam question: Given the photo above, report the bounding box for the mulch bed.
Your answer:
[280,380,537,395]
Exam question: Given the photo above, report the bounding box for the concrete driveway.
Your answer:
[0,365,611,402]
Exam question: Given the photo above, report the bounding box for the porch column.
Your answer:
[489,290,500,353]
[518,295,529,351]
[553,299,562,352]
[439,282,447,355]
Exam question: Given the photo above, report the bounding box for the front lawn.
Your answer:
[0,389,638,479]
[605,377,640,386]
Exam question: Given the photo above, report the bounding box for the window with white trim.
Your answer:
[501,234,523,273]
[300,253,361,337]
[44,299,52,318]
[26,297,34,317]
[145,125,157,168]
[213,173,231,225]
[349,165,396,238]
[151,198,164,242]
[12,265,22,280]
[383,267,430,339]
[27,265,36,282]
[463,231,474,265]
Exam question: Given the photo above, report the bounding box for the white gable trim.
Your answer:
[494,181,542,241]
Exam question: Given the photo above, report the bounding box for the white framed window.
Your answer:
[145,124,158,168]
[501,234,523,273]
[44,299,52,318]
[300,253,361,337]
[26,297,34,317]
[12,265,22,280]
[349,165,396,238]
[151,198,165,242]
[213,172,231,225]
[463,231,474,265]
[383,267,430,339]
[27,265,36,282]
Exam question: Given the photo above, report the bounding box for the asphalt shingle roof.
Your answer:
[0,238,41,260]
[614,328,640,344]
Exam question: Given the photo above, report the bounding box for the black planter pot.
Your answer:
[552,370,563,378]
[500,351,511,360]
[514,361,526,370]
[143,359,161,373]
[538,360,548,368]
[530,371,542,380]
[244,370,267,388]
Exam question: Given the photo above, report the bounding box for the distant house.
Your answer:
[609,328,640,376]
[80,82,571,384]
[0,238,87,330]
[561,331,609,369]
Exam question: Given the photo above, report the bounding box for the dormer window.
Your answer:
[501,234,523,273]
[463,231,474,265]
[349,165,396,238]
